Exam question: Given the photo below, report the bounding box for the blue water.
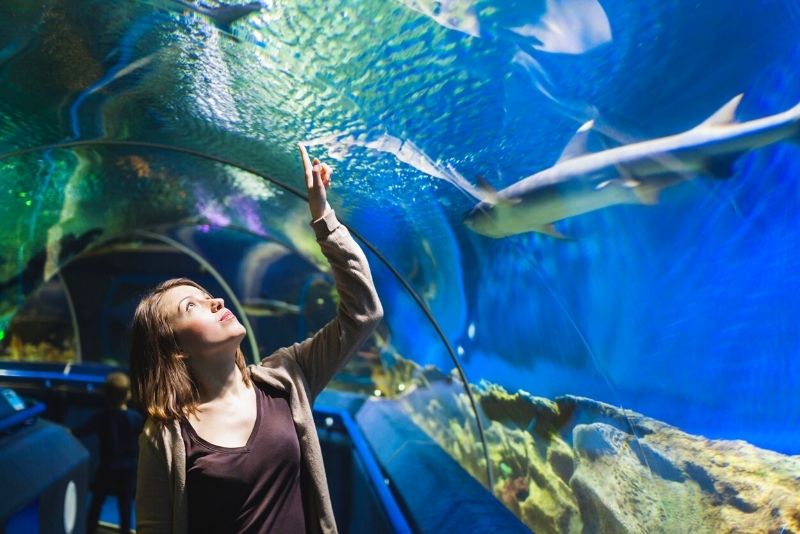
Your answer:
[1,0,798,459]
[348,0,800,454]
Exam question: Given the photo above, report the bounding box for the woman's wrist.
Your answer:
[310,208,340,240]
[310,201,332,222]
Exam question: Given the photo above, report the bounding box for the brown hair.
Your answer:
[129,277,250,422]
[104,371,131,407]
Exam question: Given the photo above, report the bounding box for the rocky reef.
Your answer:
[393,372,800,533]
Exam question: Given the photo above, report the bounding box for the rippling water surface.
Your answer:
[1,0,798,471]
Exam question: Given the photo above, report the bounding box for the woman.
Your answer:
[130,144,383,533]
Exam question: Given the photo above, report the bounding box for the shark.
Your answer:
[463,94,800,239]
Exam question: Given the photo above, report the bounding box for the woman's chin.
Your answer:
[232,325,247,341]
[214,327,247,350]
[221,318,246,336]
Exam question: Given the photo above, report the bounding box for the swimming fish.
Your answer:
[0,228,104,293]
[173,0,265,35]
[393,0,611,54]
[394,0,480,37]
[463,94,800,239]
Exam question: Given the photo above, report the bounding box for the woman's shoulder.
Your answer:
[251,347,296,373]
[141,416,180,445]
[248,351,305,388]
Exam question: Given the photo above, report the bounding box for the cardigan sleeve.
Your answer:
[275,210,383,403]
[136,423,173,533]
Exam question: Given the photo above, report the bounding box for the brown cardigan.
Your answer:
[135,210,383,533]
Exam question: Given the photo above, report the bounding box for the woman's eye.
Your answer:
[186,302,195,310]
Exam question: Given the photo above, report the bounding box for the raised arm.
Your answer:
[273,145,383,403]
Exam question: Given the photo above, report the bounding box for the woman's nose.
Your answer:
[211,297,224,311]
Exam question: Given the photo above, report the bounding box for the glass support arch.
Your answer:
[0,138,496,489]
[56,271,82,363]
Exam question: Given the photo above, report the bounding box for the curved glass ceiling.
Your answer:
[2,0,799,531]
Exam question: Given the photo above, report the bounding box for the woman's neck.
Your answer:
[191,354,249,404]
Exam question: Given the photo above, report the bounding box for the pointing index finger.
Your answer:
[298,143,313,189]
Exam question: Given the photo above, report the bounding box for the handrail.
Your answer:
[0,139,494,489]
[314,406,413,534]
[0,400,46,433]
[0,368,107,385]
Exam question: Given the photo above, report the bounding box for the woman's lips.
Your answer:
[219,310,234,322]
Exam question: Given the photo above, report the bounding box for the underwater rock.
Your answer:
[571,422,698,533]
[369,366,800,532]
[411,379,800,533]
[548,398,799,532]
[418,363,452,384]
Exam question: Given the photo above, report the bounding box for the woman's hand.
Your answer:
[298,143,332,221]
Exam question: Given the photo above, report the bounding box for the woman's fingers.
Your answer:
[299,144,332,190]
[311,158,333,190]
[312,158,323,189]
[298,143,313,189]
[321,163,332,187]
[314,161,332,188]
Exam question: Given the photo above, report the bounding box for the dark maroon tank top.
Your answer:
[180,383,306,534]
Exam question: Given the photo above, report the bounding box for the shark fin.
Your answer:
[557,120,595,163]
[597,175,660,204]
[696,93,744,129]
[536,224,572,240]
[633,185,661,205]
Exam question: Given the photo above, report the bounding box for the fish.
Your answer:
[172,0,265,36]
[241,298,301,317]
[463,94,800,239]
[394,0,481,38]
[502,0,611,55]
[304,132,487,201]
[393,0,611,54]
[0,228,104,292]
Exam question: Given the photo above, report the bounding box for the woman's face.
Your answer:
[159,284,246,361]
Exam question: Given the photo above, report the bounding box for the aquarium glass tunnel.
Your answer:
[1,0,799,532]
